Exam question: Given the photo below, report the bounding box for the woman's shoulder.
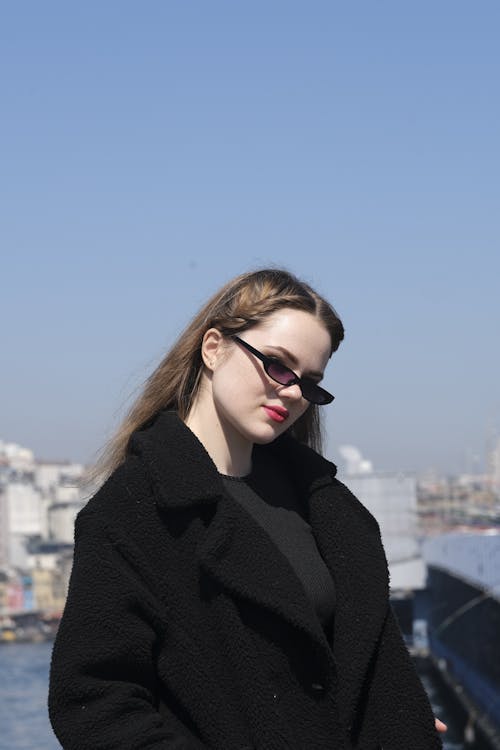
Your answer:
[329,476,382,534]
[265,437,382,537]
[77,454,153,530]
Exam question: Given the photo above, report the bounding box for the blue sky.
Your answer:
[2,1,499,474]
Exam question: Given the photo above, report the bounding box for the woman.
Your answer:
[49,268,444,749]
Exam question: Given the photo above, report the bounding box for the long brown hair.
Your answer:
[92,268,344,482]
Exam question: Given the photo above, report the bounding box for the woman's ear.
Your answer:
[201,328,224,371]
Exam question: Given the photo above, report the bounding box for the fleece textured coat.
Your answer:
[49,411,442,750]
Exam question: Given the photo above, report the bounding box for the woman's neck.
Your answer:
[184,397,252,477]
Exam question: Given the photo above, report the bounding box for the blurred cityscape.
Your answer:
[1,437,500,747]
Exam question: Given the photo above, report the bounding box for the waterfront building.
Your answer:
[3,478,45,569]
[48,500,85,544]
[0,484,9,569]
[337,445,425,591]
[0,441,34,472]
[489,437,500,499]
[336,446,426,642]
[34,460,84,496]
[0,570,8,614]
[0,570,30,616]
[29,545,74,613]
[0,436,84,549]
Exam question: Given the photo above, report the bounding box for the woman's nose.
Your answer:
[277,382,303,402]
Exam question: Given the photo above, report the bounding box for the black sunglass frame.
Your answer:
[232,335,334,405]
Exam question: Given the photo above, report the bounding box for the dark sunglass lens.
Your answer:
[268,362,296,385]
[300,383,318,403]
[315,392,329,405]
[302,382,333,405]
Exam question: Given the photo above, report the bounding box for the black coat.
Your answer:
[49,411,442,750]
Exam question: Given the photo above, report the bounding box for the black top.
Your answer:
[221,449,336,630]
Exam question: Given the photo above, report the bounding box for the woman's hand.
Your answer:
[435,718,447,733]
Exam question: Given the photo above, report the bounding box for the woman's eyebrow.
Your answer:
[266,345,324,380]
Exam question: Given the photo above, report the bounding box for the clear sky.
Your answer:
[2,1,499,475]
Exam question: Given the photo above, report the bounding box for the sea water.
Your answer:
[0,642,60,750]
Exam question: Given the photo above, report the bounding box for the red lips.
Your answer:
[263,405,289,423]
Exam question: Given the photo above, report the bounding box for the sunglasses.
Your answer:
[232,336,334,405]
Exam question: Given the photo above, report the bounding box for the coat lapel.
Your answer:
[133,412,335,679]
[198,489,337,683]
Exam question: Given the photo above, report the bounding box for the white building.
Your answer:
[35,461,84,495]
[338,446,425,592]
[49,501,85,543]
[489,437,500,498]
[0,486,9,569]
[2,479,45,569]
[0,441,35,472]
[0,437,86,570]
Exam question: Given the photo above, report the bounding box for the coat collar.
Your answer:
[129,410,224,507]
[129,409,337,509]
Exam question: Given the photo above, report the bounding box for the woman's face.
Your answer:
[208,308,332,447]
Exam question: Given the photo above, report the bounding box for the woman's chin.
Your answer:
[250,422,287,445]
